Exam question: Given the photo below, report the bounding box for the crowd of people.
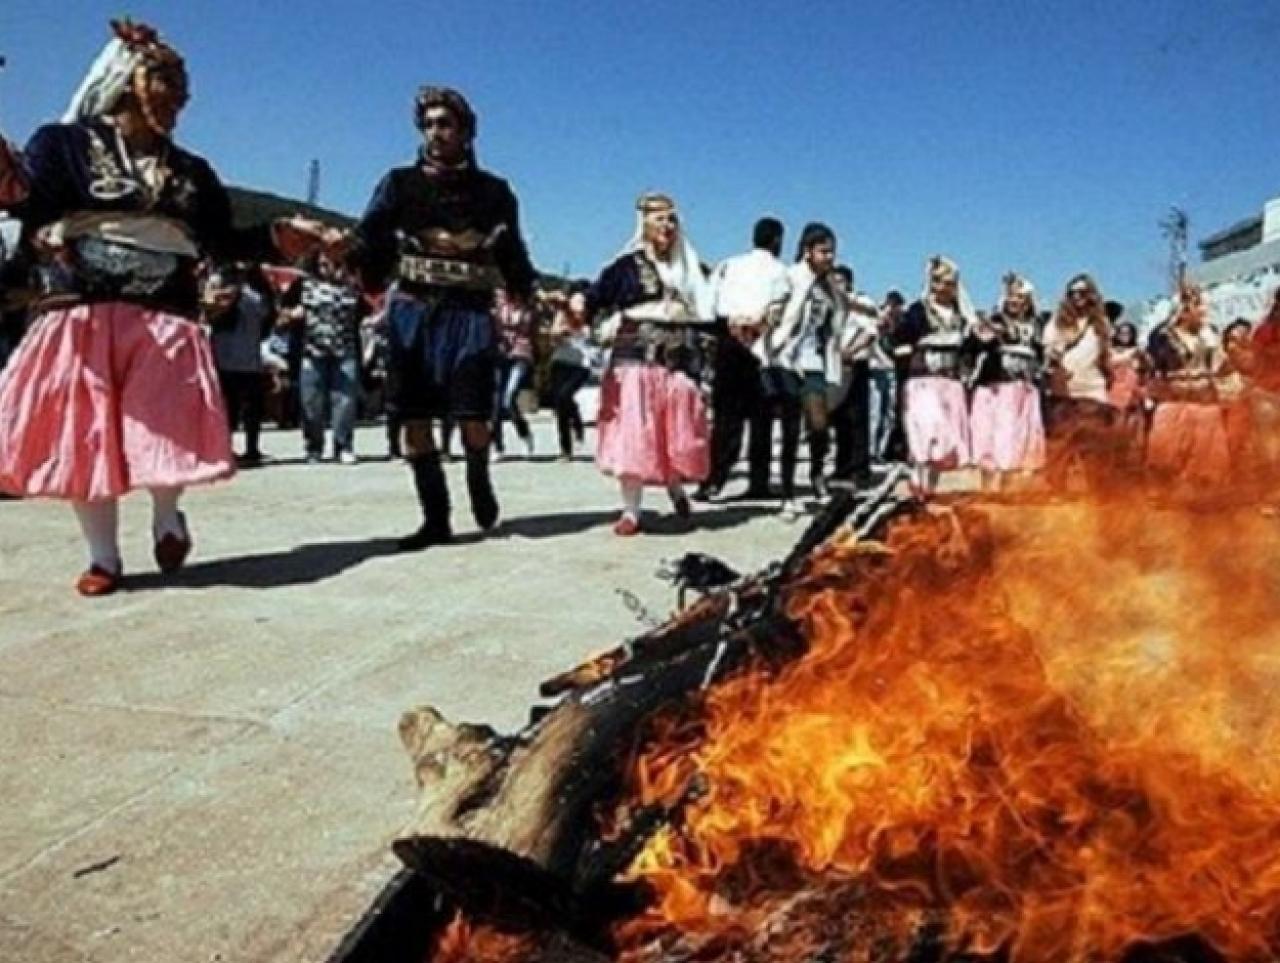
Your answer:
[1,19,1279,599]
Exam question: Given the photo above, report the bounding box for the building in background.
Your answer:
[1187,194,1280,327]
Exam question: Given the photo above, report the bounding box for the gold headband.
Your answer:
[929,256,958,281]
[636,192,676,215]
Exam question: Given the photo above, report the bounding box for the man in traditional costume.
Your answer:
[346,87,537,549]
[587,193,713,536]
[0,20,277,595]
[968,273,1046,493]
[892,256,977,500]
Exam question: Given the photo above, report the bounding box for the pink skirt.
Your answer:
[969,382,1046,472]
[1146,401,1229,486]
[596,364,709,485]
[0,302,235,501]
[905,377,970,470]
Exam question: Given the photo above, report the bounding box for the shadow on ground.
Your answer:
[124,502,775,593]
[126,537,402,591]
[498,502,774,539]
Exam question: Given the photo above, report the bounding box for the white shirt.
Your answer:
[711,248,791,323]
[1045,321,1109,403]
[842,294,883,364]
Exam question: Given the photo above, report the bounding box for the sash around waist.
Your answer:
[908,344,965,379]
[39,237,198,315]
[610,321,708,373]
[397,255,503,291]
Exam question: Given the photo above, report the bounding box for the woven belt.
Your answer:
[71,237,184,297]
[397,255,502,291]
[612,322,708,375]
[1000,347,1038,380]
[920,347,963,378]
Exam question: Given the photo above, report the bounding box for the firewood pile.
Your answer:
[393,470,914,959]
[374,477,1279,963]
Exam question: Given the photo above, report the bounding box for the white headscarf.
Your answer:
[62,21,183,125]
[920,255,979,334]
[998,271,1039,320]
[63,38,142,123]
[614,195,714,319]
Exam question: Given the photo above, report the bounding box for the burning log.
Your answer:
[392,477,916,941]
[345,481,1280,963]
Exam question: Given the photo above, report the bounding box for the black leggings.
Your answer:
[218,369,265,456]
[547,361,590,455]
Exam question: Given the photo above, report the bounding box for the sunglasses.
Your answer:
[1068,287,1091,297]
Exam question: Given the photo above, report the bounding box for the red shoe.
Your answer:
[613,515,641,537]
[76,564,123,597]
[154,512,193,573]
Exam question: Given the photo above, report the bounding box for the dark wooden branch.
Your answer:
[393,478,915,938]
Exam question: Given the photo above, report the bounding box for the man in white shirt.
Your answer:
[696,217,790,500]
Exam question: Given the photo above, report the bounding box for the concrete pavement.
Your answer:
[0,416,804,963]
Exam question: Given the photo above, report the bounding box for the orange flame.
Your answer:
[431,911,535,963]
[615,500,1280,962]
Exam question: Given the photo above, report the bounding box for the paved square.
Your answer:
[0,417,803,963]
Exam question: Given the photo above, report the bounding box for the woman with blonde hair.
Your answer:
[1041,273,1117,493]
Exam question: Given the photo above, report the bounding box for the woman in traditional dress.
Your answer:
[1216,319,1254,482]
[892,256,977,500]
[1145,282,1230,494]
[1041,273,1118,493]
[968,273,1046,493]
[588,193,713,536]
[0,20,277,595]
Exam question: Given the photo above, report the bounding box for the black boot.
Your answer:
[399,451,453,551]
[465,445,500,531]
[809,430,830,498]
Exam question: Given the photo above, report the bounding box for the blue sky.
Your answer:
[3,1,1278,306]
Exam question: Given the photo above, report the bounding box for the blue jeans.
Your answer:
[300,355,358,455]
[868,368,897,462]
[492,357,532,451]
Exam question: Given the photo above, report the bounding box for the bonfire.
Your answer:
[395,483,1280,963]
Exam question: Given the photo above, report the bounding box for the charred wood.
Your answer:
[394,477,915,938]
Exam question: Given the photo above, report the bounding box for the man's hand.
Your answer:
[272,217,349,264]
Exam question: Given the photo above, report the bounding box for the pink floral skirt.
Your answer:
[905,376,970,470]
[0,302,235,501]
[1146,401,1229,486]
[969,381,1046,472]
[596,364,709,485]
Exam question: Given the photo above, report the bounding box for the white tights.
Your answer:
[913,465,940,496]
[618,479,686,520]
[70,487,186,572]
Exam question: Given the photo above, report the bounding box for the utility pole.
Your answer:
[306,159,320,207]
[1159,206,1189,290]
